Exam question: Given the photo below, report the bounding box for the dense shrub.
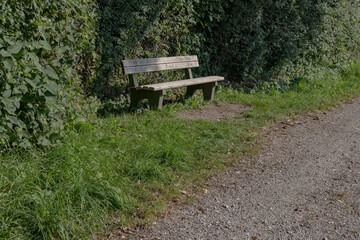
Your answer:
[92,0,198,100]
[0,0,97,148]
[91,0,360,99]
[192,0,360,87]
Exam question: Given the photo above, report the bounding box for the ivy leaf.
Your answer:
[0,38,4,48]
[44,65,59,80]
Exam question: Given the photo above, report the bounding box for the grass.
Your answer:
[0,61,360,239]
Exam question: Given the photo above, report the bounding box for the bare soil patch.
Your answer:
[177,103,250,121]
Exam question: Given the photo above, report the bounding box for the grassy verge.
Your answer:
[1,62,360,239]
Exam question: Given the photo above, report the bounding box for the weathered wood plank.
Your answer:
[184,68,193,79]
[129,74,138,88]
[124,61,199,74]
[123,55,198,68]
[136,76,224,91]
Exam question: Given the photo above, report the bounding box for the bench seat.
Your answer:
[136,76,224,91]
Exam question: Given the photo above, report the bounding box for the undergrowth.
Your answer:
[0,61,360,239]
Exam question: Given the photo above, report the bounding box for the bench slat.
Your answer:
[136,76,224,91]
[125,61,199,74]
[122,56,199,74]
[123,55,198,67]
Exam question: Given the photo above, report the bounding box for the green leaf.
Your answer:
[0,49,11,57]
[75,118,86,123]
[0,133,10,141]
[1,95,17,115]
[44,81,61,94]
[2,89,11,98]
[14,85,28,94]
[27,52,40,62]
[33,40,52,50]
[25,78,40,88]
[1,99,16,114]
[8,116,26,129]
[32,41,43,49]
[44,65,59,80]
[0,38,4,48]
[38,89,45,97]
[3,36,14,44]
[3,59,14,70]
[18,140,32,148]
[7,44,22,54]
[39,40,52,50]
[38,136,51,146]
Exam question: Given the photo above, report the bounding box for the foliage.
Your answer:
[89,0,360,103]
[192,0,360,87]
[92,0,198,100]
[0,0,97,148]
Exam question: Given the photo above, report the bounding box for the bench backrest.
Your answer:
[122,55,199,75]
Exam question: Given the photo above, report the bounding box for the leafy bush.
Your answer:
[192,0,360,86]
[91,0,360,101]
[0,0,97,148]
[92,0,198,100]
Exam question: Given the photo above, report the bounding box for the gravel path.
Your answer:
[134,99,360,240]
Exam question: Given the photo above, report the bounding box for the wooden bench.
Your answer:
[122,55,224,109]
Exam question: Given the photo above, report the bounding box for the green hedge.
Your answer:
[92,0,198,100]
[0,0,97,148]
[193,0,360,87]
[91,0,360,98]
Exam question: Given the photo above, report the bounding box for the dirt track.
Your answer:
[133,98,360,240]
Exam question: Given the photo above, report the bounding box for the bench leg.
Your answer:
[185,82,218,101]
[130,89,144,108]
[202,82,217,101]
[148,90,165,109]
[130,89,165,109]
[185,85,198,98]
